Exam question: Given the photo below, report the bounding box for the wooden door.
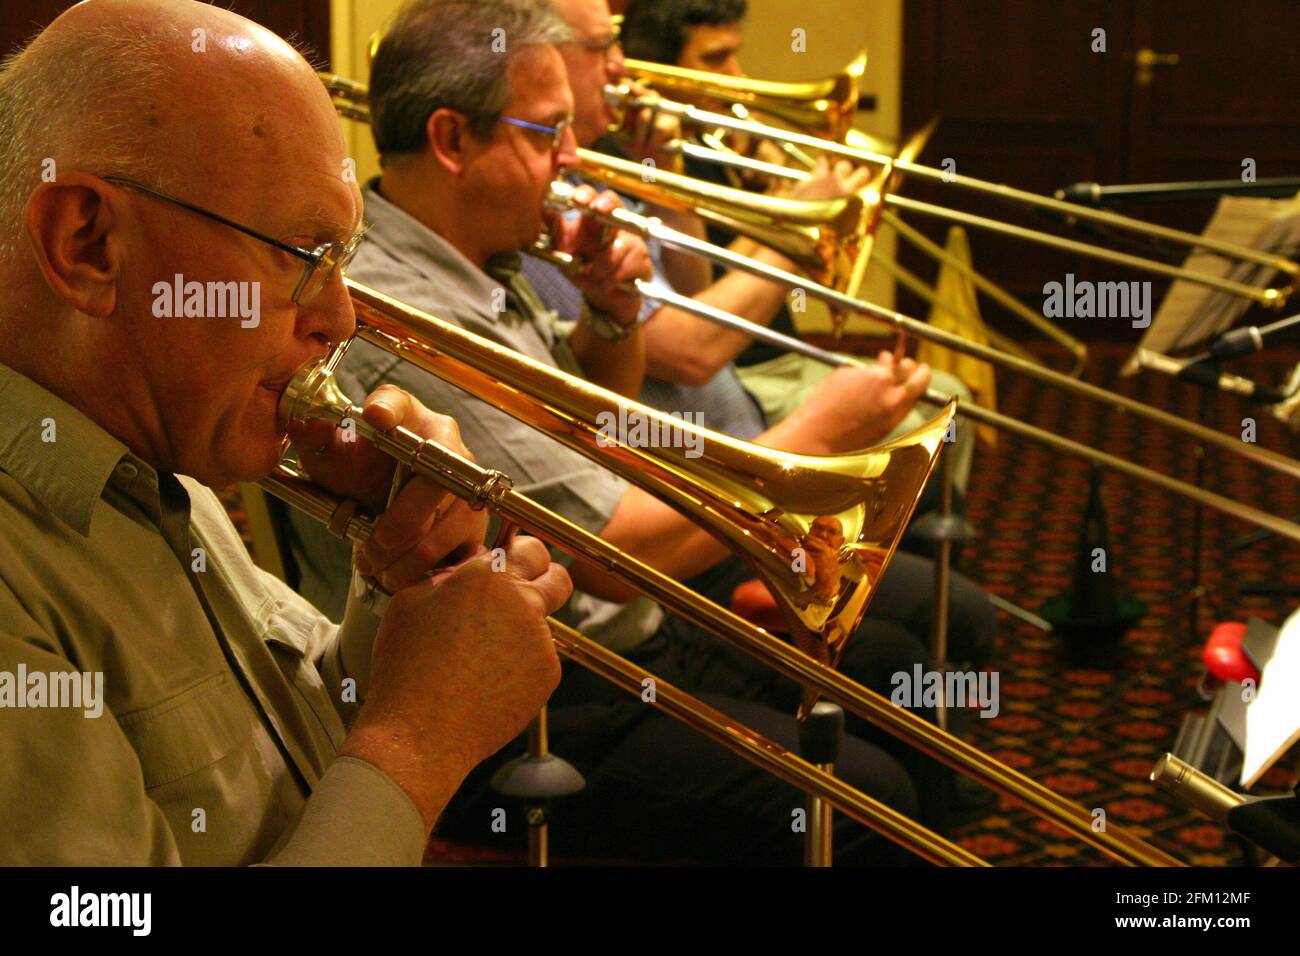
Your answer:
[901,0,1300,341]
[1122,0,1300,236]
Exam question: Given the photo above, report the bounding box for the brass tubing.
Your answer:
[558,188,1300,488]
[864,242,1046,368]
[879,210,1089,375]
[665,139,1088,370]
[630,281,1300,545]
[314,286,1182,866]
[261,462,984,866]
[886,194,1281,307]
[665,136,1285,307]
[614,88,1298,299]
[548,619,986,867]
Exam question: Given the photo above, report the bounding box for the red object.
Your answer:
[1203,621,1261,684]
[730,579,788,634]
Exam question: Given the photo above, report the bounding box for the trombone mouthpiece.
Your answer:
[279,357,352,430]
[546,180,576,210]
[604,83,633,106]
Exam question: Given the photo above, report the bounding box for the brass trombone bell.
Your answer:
[264,378,983,866]
[621,52,866,142]
[345,277,952,697]
[266,279,1181,866]
[575,147,871,292]
[605,79,1298,308]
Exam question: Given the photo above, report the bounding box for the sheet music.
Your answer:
[1122,193,1300,374]
[1241,604,1300,788]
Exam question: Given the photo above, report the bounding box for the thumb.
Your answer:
[521,562,575,617]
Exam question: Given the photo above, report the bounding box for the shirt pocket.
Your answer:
[262,607,347,748]
[116,671,255,790]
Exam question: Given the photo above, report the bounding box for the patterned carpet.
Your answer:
[221,341,1300,866]
[948,341,1300,865]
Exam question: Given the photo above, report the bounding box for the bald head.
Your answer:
[0,0,360,486]
[0,0,343,264]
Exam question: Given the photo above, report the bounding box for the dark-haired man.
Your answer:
[289,0,964,864]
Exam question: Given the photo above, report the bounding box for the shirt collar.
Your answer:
[363,178,516,304]
[0,359,160,537]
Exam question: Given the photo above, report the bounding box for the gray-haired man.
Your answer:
[0,0,570,865]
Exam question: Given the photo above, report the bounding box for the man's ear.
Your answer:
[23,172,122,320]
[426,108,474,176]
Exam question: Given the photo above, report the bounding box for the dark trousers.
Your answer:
[438,552,996,865]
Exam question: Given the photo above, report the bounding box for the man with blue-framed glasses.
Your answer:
[0,0,570,865]
[285,0,940,867]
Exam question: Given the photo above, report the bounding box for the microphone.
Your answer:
[1134,348,1291,405]
[1207,311,1300,361]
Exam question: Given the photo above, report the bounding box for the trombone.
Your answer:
[539,179,1300,545]
[321,66,1300,604]
[613,61,1300,309]
[315,71,1187,864]
[260,277,1181,866]
[265,366,980,866]
[617,52,868,143]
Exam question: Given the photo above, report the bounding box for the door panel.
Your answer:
[902,0,1300,341]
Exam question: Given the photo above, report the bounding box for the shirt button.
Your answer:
[115,461,139,481]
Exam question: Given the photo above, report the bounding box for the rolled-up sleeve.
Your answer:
[260,756,426,866]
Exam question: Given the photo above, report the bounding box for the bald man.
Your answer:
[0,0,570,865]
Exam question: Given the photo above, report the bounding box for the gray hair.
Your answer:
[0,23,181,268]
[370,0,574,166]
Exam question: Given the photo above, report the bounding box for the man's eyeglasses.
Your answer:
[495,115,575,153]
[102,176,366,307]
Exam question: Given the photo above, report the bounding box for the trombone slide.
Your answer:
[261,393,984,866]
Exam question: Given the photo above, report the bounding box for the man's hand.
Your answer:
[549,184,652,330]
[777,155,874,202]
[288,384,488,594]
[782,350,931,452]
[622,81,686,175]
[342,537,573,829]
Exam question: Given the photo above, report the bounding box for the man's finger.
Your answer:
[360,384,412,433]
[519,561,575,618]
[503,535,551,581]
[846,166,874,193]
[363,499,485,586]
[903,364,932,400]
[368,475,452,552]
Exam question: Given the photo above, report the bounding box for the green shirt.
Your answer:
[0,361,425,865]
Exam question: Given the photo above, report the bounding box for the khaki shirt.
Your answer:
[0,361,425,865]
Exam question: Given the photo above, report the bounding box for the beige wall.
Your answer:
[329,0,904,328]
[330,0,399,186]
[741,0,899,146]
[739,0,902,327]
